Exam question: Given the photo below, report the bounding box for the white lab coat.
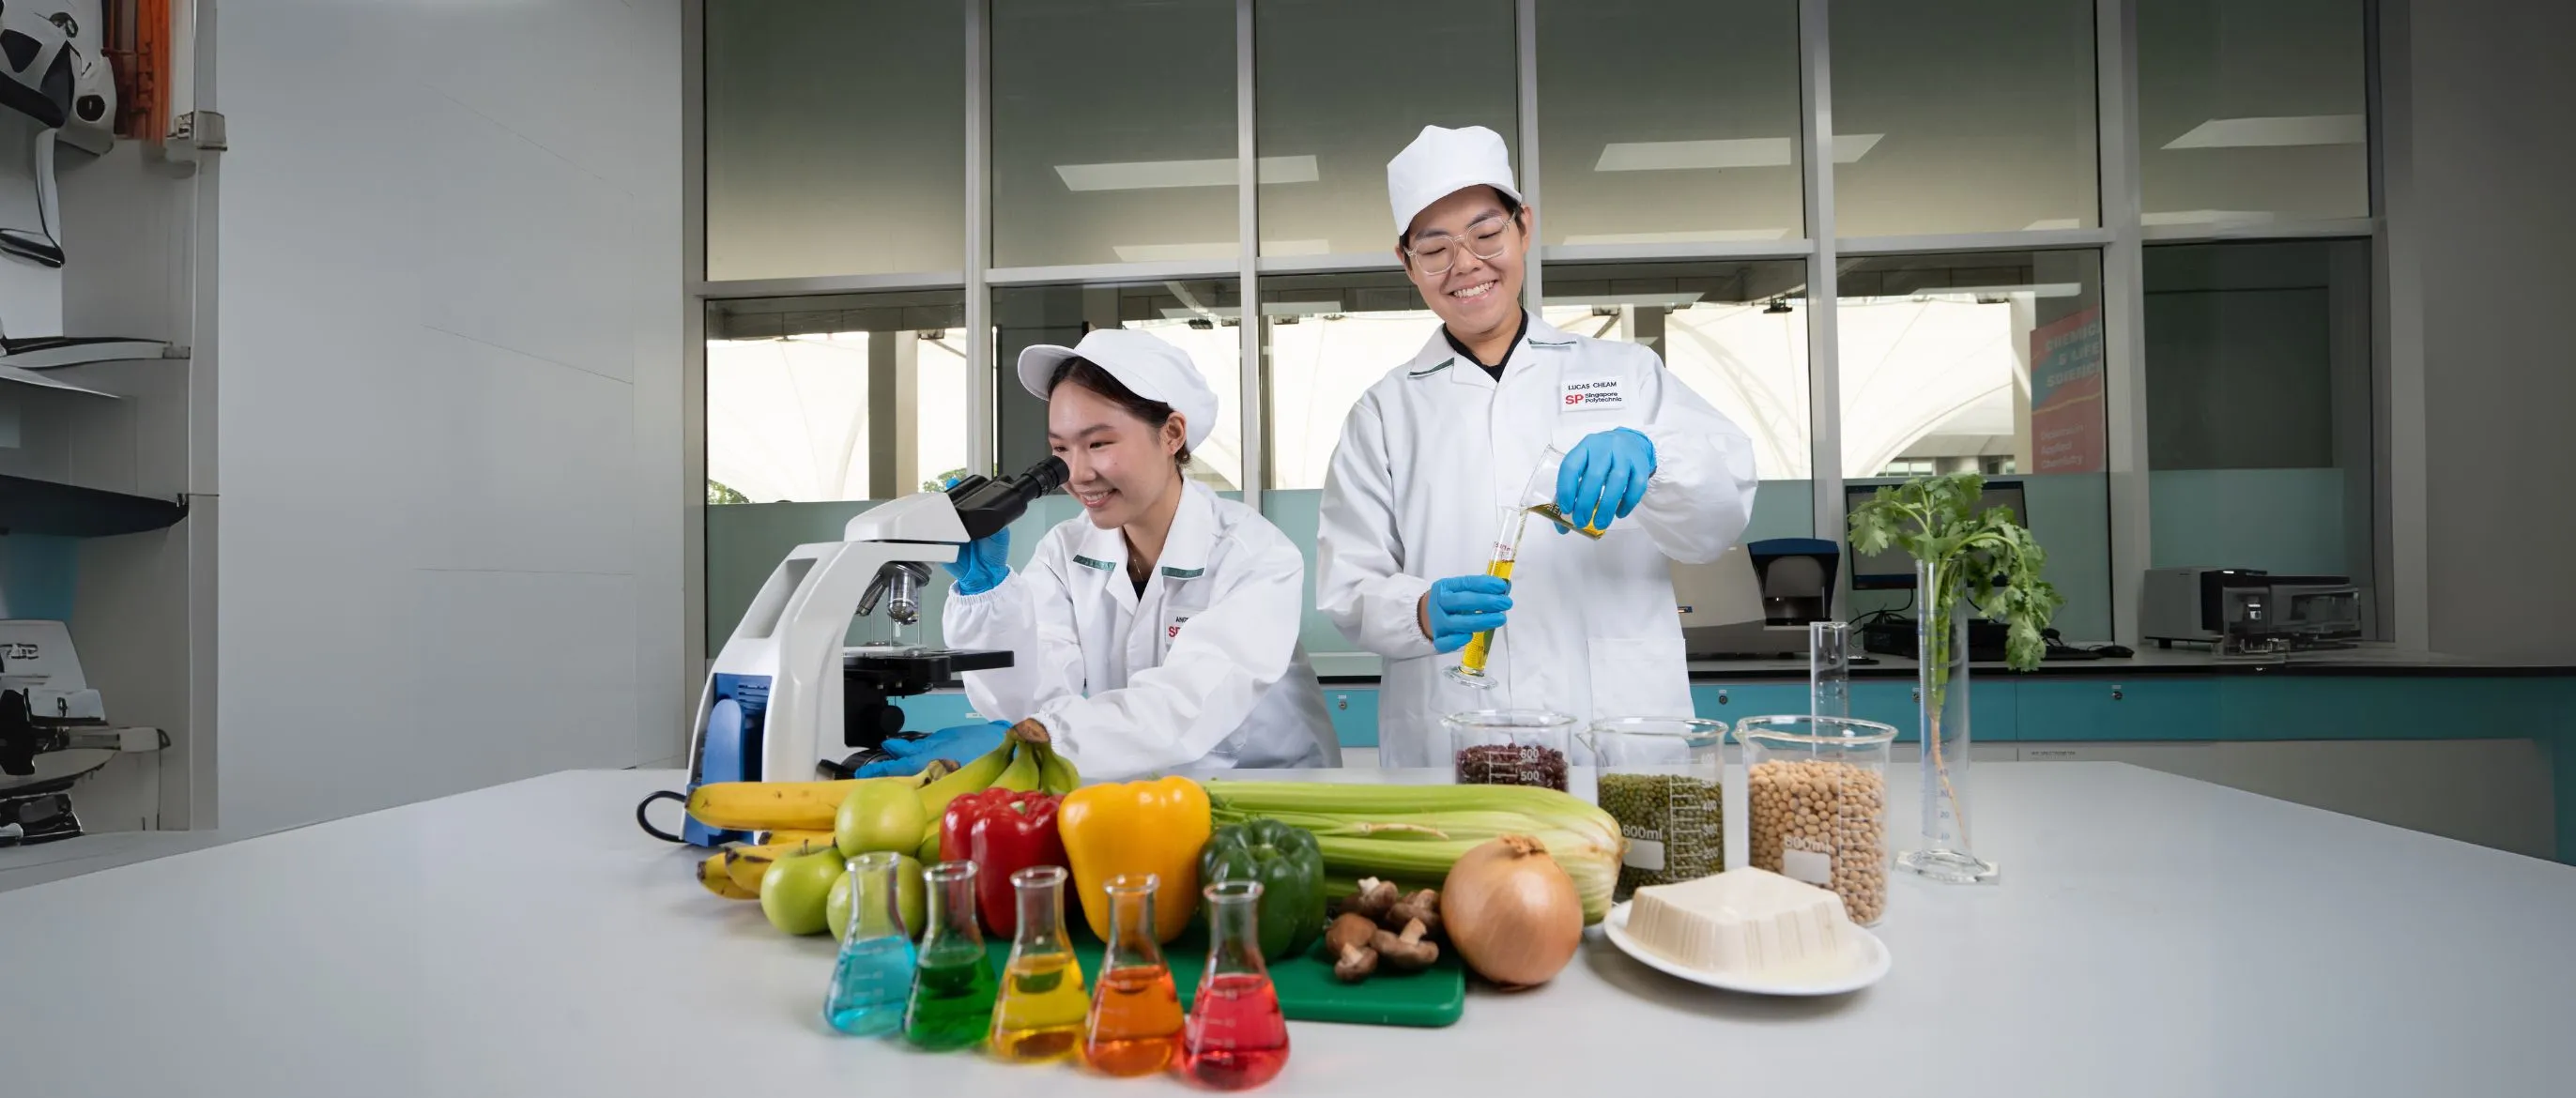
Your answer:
[1316,314,1758,767]
[946,480,1342,780]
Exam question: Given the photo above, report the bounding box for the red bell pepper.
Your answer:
[938,787,1067,937]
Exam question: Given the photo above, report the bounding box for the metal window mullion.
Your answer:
[2098,0,2151,648]
[689,271,970,297]
[964,0,995,475]
[682,0,710,714]
[2138,217,2379,243]
[1837,228,2116,255]
[2374,0,2427,650]
[1516,0,1541,310]
[1800,0,1843,569]
[1236,0,1262,508]
[1541,239,1817,265]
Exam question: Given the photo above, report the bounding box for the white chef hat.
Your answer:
[1386,124,1524,236]
[1016,328,1219,450]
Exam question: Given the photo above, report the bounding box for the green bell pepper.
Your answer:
[1198,818,1326,962]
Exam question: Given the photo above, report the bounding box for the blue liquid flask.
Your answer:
[824,852,917,1035]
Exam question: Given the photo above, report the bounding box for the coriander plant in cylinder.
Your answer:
[1848,474,2062,885]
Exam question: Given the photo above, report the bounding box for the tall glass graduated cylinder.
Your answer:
[1896,559,2001,883]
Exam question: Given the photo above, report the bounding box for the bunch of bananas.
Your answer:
[684,729,1079,936]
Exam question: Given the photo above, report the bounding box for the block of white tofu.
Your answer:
[1626,868,1851,975]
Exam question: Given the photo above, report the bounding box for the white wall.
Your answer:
[216,1,685,833]
[2400,0,2576,661]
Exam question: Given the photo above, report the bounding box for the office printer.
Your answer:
[2140,567,2362,649]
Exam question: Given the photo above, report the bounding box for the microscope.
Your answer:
[657,457,1068,846]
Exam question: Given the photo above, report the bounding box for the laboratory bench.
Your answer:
[1,764,2568,1097]
[888,644,2576,862]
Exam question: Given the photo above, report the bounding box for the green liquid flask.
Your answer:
[904,860,998,1051]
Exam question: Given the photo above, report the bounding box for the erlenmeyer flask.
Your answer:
[1082,873,1184,1076]
[1519,443,1609,539]
[990,865,1087,1062]
[822,851,915,1036]
[903,860,997,1051]
[1182,880,1288,1090]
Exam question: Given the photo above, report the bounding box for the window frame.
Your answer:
[683,0,2396,674]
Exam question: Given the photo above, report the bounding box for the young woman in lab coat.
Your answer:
[1315,124,1761,767]
[925,328,1340,781]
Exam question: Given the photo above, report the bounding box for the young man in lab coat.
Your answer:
[1316,124,1759,767]
[925,328,1341,780]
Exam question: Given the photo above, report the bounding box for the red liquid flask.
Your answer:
[1182,879,1289,1090]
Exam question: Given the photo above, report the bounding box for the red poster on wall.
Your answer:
[2029,307,2106,474]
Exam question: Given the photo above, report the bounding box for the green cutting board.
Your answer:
[978,923,1464,1028]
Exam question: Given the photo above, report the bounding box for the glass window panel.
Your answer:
[1256,0,1517,258]
[2139,0,2368,224]
[992,282,1246,491]
[704,0,963,280]
[1257,271,1442,490]
[991,0,1237,268]
[1829,0,2098,236]
[1836,250,2114,639]
[2144,239,2375,633]
[1541,260,1815,540]
[705,292,971,504]
[1537,1,1804,246]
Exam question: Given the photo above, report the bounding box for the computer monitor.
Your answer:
[1845,479,2026,589]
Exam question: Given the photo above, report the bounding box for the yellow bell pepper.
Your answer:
[1058,777,1212,943]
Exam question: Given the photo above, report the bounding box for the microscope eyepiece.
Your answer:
[947,455,1074,541]
[1023,455,1069,496]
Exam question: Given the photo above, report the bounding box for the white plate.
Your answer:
[1601,901,1892,997]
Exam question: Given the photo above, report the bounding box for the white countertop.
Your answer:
[3,763,2571,1096]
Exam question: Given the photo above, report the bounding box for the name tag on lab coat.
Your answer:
[1561,376,1626,409]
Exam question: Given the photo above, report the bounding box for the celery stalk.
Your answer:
[1202,780,1626,923]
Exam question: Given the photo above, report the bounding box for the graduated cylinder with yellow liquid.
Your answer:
[1447,447,1607,688]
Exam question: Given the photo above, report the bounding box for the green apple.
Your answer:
[828,853,928,941]
[826,871,853,942]
[914,822,943,865]
[759,847,846,936]
[836,777,930,856]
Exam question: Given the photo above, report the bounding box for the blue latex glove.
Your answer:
[1555,428,1657,534]
[1422,574,1512,654]
[856,720,1009,777]
[939,474,1011,595]
[945,527,1011,595]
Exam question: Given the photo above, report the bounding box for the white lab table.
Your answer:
[3,763,2571,1097]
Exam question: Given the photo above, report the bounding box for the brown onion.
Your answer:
[1441,834,1583,989]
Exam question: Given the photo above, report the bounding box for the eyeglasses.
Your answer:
[1405,214,1516,276]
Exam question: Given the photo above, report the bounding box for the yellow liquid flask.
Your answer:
[1524,502,1607,540]
[990,865,1089,1062]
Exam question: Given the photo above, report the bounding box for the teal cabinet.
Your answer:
[2214,677,2560,740]
[1690,684,1811,723]
[1692,680,2019,743]
[1325,687,1380,748]
[2017,678,2219,740]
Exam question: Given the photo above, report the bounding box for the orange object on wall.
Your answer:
[106,0,173,141]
